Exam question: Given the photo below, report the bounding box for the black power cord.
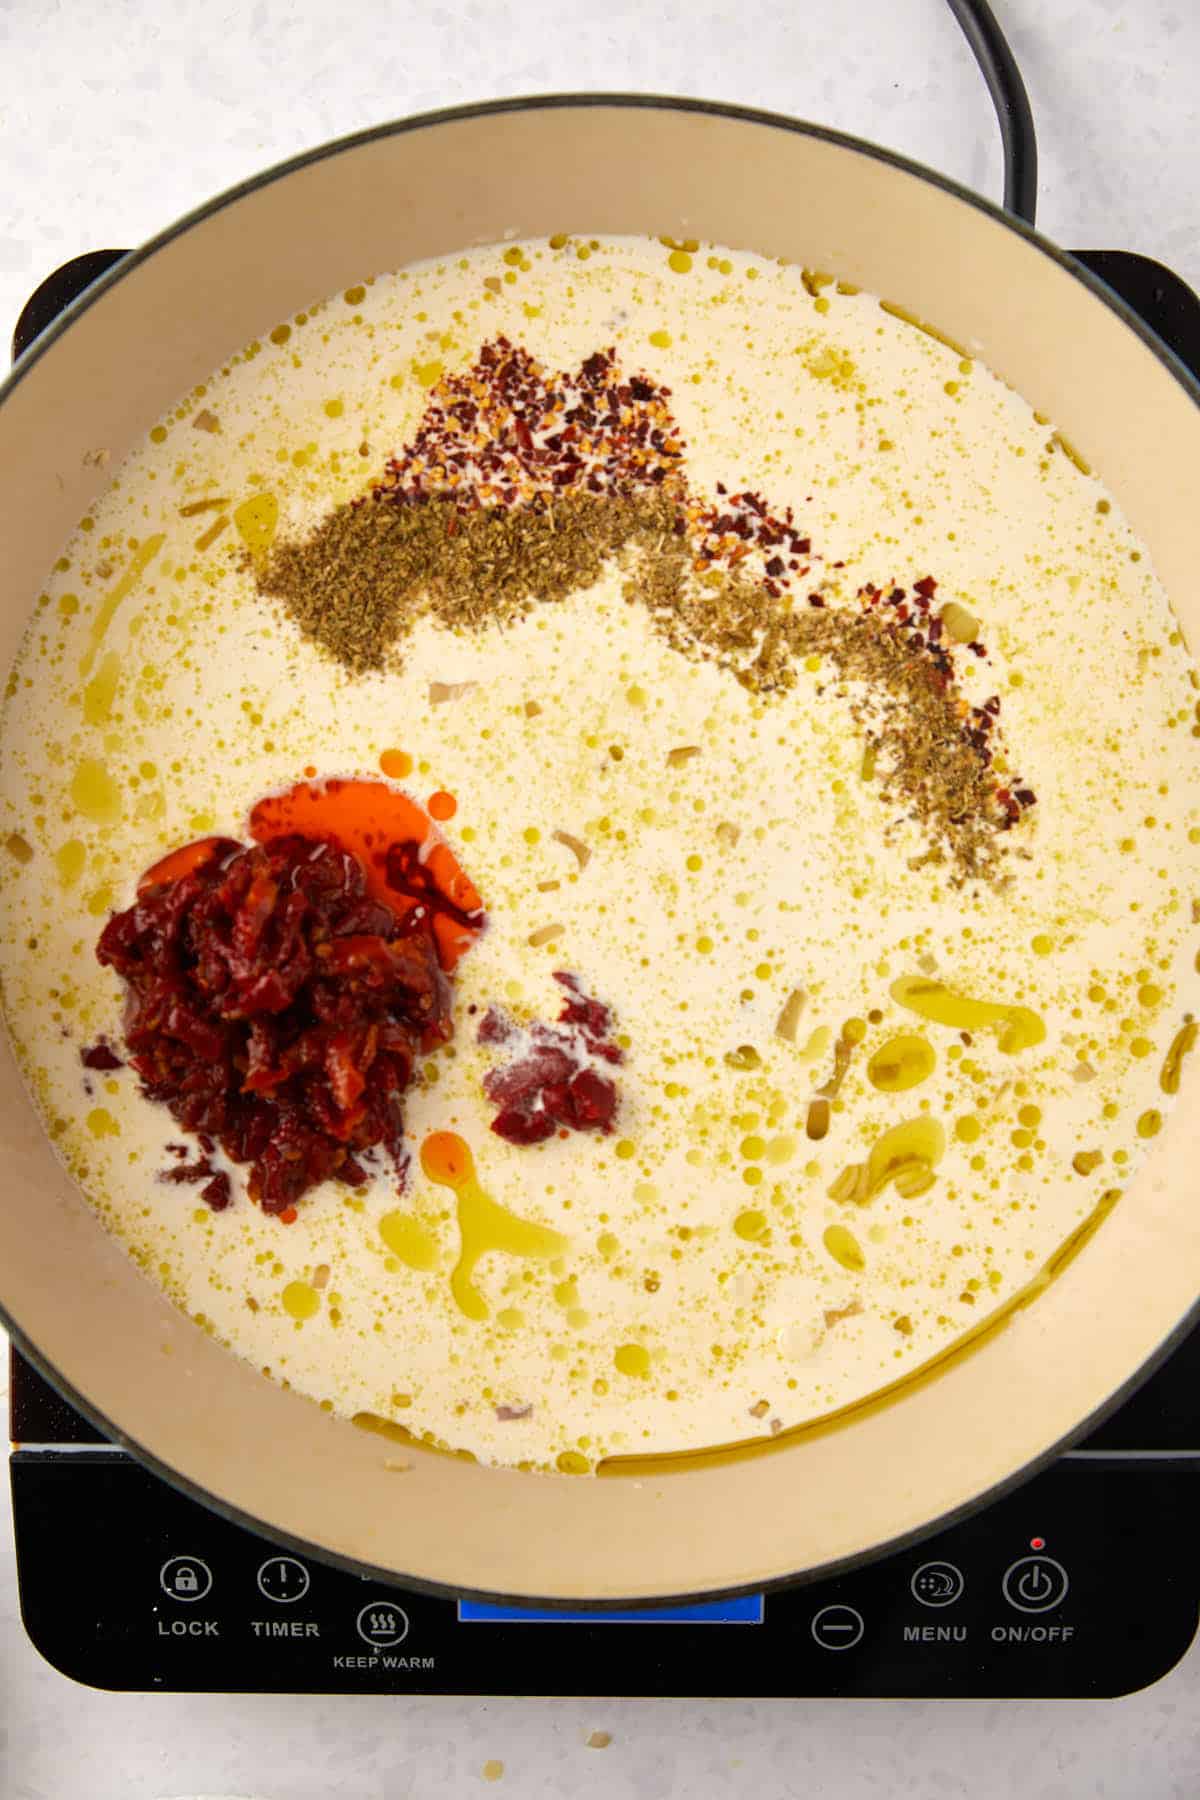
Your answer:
[945,0,1038,225]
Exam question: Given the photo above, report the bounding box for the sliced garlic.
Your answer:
[775,987,807,1042]
[552,828,590,869]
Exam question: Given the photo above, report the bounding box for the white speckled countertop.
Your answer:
[2,2,1200,1795]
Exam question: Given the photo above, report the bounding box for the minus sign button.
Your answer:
[810,1604,865,1651]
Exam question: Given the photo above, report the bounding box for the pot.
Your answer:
[3,96,1199,1605]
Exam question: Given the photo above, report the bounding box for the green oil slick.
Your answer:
[866,1032,936,1092]
[82,650,121,726]
[420,1131,566,1321]
[54,839,86,887]
[69,757,121,825]
[281,1280,320,1321]
[891,976,1045,1053]
[351,1410,478,1463]
[823,1223,865,1271]
[79,534,165,679]
[829,1116,947,1205]
[614,1343,651,1378]
[379,1210,438,1271]
[601,1186,1123,1479]
[233,492,279,561]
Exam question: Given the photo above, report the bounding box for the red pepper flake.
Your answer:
[687,486,818,593]
[81,1040,122,1071]
[369,338,686,514]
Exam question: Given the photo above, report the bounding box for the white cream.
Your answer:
[1,235,1199,1473]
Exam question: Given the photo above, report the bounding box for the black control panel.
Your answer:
[12,1448,1197,1696]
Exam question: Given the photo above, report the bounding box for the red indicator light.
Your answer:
[1030,1536,1045,1550]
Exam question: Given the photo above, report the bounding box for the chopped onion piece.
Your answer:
[428,679,478,704]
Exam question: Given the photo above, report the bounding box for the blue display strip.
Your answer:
[458,1593,764,1624]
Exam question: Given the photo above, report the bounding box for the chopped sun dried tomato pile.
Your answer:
[97,833,459,1216]
[478,972,621,1146]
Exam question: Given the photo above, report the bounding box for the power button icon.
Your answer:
[1002,1555,1069,1613]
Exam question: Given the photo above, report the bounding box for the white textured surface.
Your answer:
[2,2,1200,1796]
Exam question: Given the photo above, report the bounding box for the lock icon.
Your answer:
[160,1555,212,1602]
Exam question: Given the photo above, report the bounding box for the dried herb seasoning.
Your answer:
[260,488,680,675]
[255,337,1034,882]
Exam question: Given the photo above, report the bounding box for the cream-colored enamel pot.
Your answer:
[3,98,1199,1605]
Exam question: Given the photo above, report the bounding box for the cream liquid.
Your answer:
[2,236,1199,1473]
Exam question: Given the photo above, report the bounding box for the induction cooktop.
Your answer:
[7,233,1200,1699]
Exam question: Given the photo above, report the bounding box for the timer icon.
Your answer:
[257,1555,311,1605]
[910,1561,965,1608]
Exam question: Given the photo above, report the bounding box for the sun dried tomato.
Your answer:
[201,1172,232,1211]
[98,830,473,1216]
[480,972,621,1146]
